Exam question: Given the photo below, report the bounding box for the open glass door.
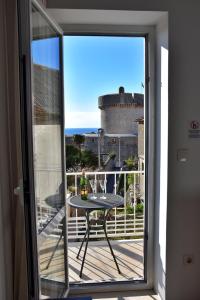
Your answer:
[18,0,68,298]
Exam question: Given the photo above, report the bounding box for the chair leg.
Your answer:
[80,212,90,278]
[45,230,63,270]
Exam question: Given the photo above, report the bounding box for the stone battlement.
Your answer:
[98,90,144,109]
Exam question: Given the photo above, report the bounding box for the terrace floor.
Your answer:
[40,238,144,283]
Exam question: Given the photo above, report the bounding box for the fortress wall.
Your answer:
[101,105,143,134]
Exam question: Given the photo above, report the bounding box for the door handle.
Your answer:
[14,179,24,205]
[14,186,21,196]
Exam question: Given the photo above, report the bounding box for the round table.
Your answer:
[68,193,124,277]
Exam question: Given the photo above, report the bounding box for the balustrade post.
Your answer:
[124,173,127,234]
[134,173,136,233]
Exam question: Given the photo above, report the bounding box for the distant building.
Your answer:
[99,86,143,135]
[33,64,64,219]
[65,87,144,168]
[83,133,138,168]
[34,64,60,125]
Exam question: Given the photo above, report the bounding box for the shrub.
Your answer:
[126,203,144,214]
[125,156,138,170]
[135,203,144,214]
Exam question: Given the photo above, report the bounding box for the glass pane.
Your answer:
[31,5,66,298]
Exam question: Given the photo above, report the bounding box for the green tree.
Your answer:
[81,150,98,169]
[73,134,85,150]
[65,144,81,171]
[65,145,98,171]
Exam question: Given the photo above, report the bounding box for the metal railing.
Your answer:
[66,170,145,240]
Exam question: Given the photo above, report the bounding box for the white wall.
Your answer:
[166,4,200,300]
[47,1,200,299]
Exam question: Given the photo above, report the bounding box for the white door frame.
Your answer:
[18,0,69,298]
[63,24,155,294]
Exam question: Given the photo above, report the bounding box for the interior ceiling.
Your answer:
[47,9,166,26]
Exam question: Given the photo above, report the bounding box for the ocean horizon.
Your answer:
[65,128,98,135]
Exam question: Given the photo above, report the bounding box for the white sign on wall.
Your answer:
[188,120,200,138]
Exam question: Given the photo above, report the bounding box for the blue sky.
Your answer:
[64,36,145,128]
[32,36,145,128]
[32,37,60,70]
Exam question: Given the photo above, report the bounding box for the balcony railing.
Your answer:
[37,169,145,283]
[66,170,144,240]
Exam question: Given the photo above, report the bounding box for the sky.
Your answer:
[32,36,145,128]
[32,37,60,70]
[64,36,145,128]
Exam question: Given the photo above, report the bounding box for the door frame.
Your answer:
[17,0,69,298]
[63,26,155,295]
[18,0,155,294]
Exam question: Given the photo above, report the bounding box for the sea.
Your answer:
[65,128,98,135]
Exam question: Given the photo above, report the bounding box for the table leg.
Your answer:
[80,211,90,278]
[103,210,121,274]
[76,227,88,259]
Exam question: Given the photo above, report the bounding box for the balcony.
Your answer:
[39,170,145,284]
[40,238,144,283]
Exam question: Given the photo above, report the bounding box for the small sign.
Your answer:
[190,120,199,129]
[189,120,200,138]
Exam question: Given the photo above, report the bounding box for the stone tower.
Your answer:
[98,87,144,135]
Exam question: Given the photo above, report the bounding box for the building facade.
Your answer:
[99,86,144,135]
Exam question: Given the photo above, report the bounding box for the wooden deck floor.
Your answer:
[40,238,144,284]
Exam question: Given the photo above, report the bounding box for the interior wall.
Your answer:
[47,1,200,300]
[166,4,200,300]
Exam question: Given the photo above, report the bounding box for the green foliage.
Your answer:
[66,145,81,170]
[80,150,98,169]
[73,134,85,148]
[126,205,134,214]
[125,156,138,170]
[65,144,98,171]
[127,174,134,185]
[135,203,144,213]
[126,203,144,214]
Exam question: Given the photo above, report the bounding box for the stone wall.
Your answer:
[98,89,144,134]
[66,134,138,168]
[101,105,143,134]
